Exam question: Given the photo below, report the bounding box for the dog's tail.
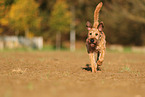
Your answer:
[93,2,103,28]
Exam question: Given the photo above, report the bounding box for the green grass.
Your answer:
[0,45,63,52]
[0,44,72,52]
[0,45,144,54]
[27,83,34,91]
[0,47,33,52]
[123,47,132,53]
[106,46,133,53]
[42,45,54,51]
[120,65,131,73]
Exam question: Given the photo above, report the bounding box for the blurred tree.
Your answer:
[36,0,56,40]
[0,0,5,19]
[49,0,71,49]
[1,0,144,46]
[67,0,103,40]
[0,0,16,35]
[70,6,76,51]
[102,0,145,46]
[2,0,41,37]
[0,0,5,34]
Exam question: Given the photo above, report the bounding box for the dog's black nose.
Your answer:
[90,39,94,43]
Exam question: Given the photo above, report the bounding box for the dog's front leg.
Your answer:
[89,53,97,72]
[97,49,105,70]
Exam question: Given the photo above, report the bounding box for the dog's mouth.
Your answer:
[90,43,96,47]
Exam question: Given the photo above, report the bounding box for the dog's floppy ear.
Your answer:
[86,21,92,30]
[97,21,104,32]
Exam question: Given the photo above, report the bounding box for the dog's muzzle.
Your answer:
[88,38,98,47]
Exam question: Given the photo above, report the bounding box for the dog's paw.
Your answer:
[97,66,102,71]
[97,60,103,66]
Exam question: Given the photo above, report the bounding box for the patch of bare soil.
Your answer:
[0,51,145,97]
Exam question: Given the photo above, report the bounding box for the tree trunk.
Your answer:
[70,6,76,52]
[25,28,29,38]
[15,30,19,36]
[56,32,61,50]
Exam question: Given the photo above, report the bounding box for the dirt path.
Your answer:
[0,51,145,97]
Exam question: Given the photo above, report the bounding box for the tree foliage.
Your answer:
[0,0,5,19]
[49,0,71,33]
[49,0,71,49]
[102,0,145,45]
[0,0,145,46]
[1,0,41,36]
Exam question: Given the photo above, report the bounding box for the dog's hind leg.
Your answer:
[89,53,97,72]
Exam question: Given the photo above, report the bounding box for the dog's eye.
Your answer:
[90,33,92,35]
[95,33,98,36]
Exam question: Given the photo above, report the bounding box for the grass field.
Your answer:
[0,50,145,97]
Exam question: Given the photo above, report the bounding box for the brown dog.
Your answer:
[86,2,106,72]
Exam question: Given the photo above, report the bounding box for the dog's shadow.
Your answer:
[82,64,101,72]
[82,64,92,72]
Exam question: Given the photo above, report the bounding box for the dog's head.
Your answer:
[86,21,104,48]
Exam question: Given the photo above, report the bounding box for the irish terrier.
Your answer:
[86,2,106,72]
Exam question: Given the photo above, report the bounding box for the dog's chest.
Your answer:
[86,37,106,53]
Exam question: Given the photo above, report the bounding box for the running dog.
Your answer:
[86,2,106,72]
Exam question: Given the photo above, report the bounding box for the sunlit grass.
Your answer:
[27,83,34,91]
[0,45,144,54]
[120,65,131,72]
